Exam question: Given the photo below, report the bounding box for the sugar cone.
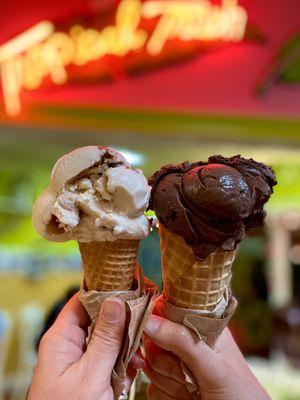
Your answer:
[159,225,235,311]
[78,240,139,292]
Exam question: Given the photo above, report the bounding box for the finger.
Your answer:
[40,294,88,354]
[147,383,180,400]
[144,315,225,389]
[82,297,126,378]
[143,363,191,400]
[144,315,210,363]
[143,336,186,383]
[130,348,146,369]
[55,293,89,329]
[123,365,138,395]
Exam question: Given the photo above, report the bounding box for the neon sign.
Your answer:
[0,0,247,116]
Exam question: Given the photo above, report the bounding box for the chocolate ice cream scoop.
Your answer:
[149,155,277,259]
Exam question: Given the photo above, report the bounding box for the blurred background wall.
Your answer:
[0,0,300,399]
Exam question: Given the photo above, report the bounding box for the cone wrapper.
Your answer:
[157,294,237,393]
[79,265,158,399]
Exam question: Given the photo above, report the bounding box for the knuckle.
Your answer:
[166,381,183,397]
[93,324,120,347]
[169,362,183,381]
[177,325,191,343]
[147,367,183,398]
[147,350,160,371]
[169,325,190,352]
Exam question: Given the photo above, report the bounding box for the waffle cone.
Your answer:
[160,225,235,311]
[78,240,139,292]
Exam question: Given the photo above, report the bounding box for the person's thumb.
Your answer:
[82,297,126,380]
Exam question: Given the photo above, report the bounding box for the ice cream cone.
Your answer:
[79,240,140,292]
[159,225,235,311]
[32,146,157,400]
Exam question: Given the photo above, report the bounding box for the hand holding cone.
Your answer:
[148,155,277,393]
[32,146,157,399]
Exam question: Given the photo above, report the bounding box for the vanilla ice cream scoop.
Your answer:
[33,146,151,242]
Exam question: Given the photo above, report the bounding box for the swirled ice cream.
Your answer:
[149,155,277,259]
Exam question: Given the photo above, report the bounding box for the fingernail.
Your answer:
[102,298,122,323]
[131,354,146,369]
[144,315,163,336]
[136,356,146,369]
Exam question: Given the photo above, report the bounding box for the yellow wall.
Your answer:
[0,271,82,373]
